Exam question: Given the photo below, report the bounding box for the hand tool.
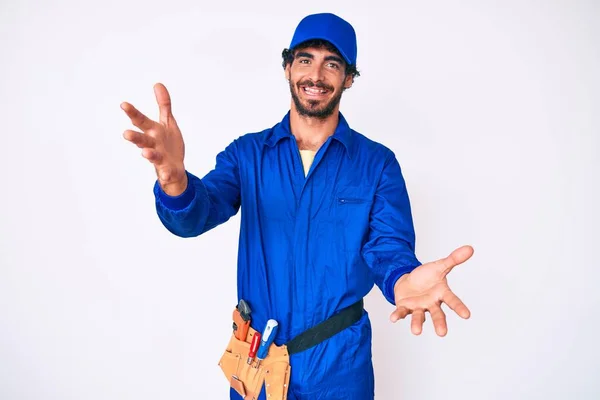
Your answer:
[233,299,252,341]
[255,319,278,368]
[238,299,251,319]
[247,332,261,364]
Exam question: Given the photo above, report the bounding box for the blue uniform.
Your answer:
[153,111,421,399]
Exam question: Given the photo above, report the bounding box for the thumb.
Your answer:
[154,82,173,124]
[438,245,474,277]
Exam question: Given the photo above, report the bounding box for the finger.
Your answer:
[442,290,471,319]
[437,245,474,277]
[411,310,426,335]
[123,129,157,149]
[141,148,163,163]
[391,293,427,322]
[390,306,410,323]
[154,83,173,124]
[121,102,155,132]
[429,304,448,337]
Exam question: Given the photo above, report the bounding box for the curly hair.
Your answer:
[281,39,360,82]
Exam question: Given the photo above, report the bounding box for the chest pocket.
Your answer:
[334,187,373,253]
[337,196,369,205]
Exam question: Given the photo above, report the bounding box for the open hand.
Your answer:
[121,83,187,196]
[390,245,474,336]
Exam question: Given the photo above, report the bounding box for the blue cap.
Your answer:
[289,13,357,66]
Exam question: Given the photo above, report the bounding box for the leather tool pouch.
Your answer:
[218,299,363,399]
[218,323,290,400]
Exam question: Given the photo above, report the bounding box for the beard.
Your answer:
[289,79,343,119]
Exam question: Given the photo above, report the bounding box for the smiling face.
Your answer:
[285,45,354,119]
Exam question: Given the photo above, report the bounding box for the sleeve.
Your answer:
[361,151,422,305]
[153,139,241,238]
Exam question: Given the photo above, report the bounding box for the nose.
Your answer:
[307,62,325,83]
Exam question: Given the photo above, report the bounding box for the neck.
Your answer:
[289,103,340,151]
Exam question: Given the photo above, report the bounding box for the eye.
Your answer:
[298,59,310,64]
[327,62,340,69]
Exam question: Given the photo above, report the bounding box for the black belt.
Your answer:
[285,299,364,355]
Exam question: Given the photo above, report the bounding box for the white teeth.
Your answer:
[303,87,327,95]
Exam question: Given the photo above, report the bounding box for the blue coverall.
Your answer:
[153,111,421,399]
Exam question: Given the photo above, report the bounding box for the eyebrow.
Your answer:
[295,51,314,59]
[295,52,345,65]
[324,55,344,64]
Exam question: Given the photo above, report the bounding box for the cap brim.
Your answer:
[291,36,353,65]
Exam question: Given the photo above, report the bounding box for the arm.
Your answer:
[361,151,422,305]
[154,140,241,238]
[121,83,240,237]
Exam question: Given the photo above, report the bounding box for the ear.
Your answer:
[343,73,353,89]
[284,64,291,81]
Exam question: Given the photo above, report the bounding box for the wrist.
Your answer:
[160,169,188,196]
[161,180,187,197]
[393,272,410,294]
[155,170,196,211]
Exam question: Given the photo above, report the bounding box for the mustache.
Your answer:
[297,80,334,92]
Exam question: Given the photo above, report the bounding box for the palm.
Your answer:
[391,245,474,337]
[152,121,185,182]
[121,83,187,194]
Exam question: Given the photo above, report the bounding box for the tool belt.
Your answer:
[218,299,364,400]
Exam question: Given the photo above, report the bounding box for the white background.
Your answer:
[1,0,598,399]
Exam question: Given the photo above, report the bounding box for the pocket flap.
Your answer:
[218,351,242,383]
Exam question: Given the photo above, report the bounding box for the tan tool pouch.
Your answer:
[218,325,291,400]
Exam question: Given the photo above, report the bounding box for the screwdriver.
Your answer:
[255,319,278,368]
[247,332,261,364]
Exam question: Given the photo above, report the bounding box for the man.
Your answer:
[122,12,473,400]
